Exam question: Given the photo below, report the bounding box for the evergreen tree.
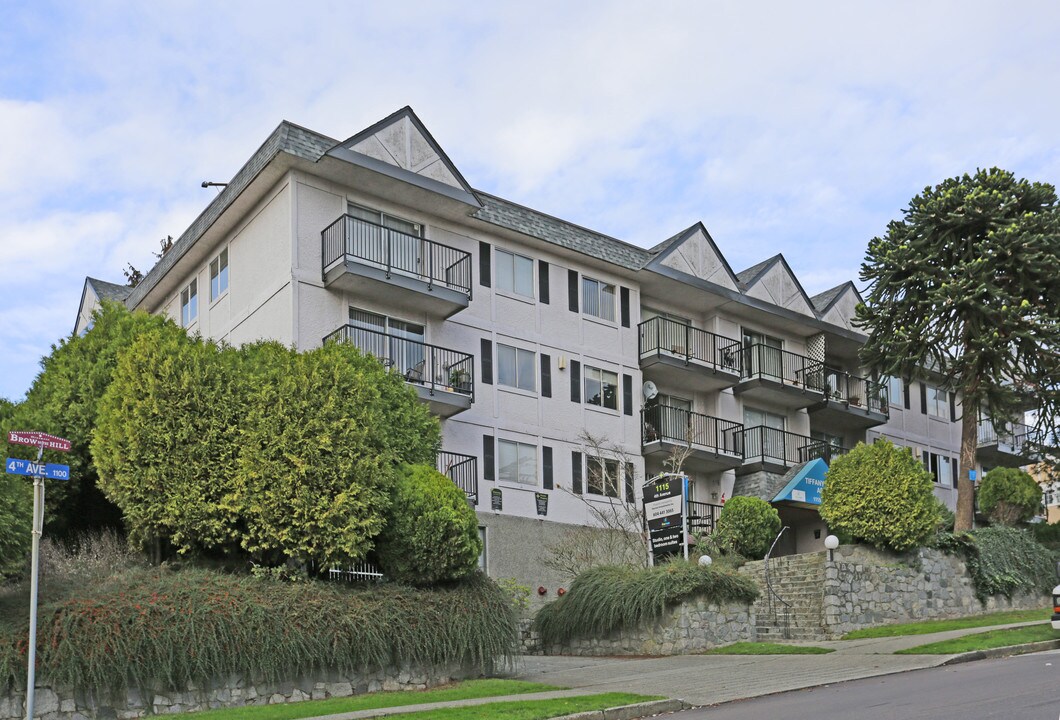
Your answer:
[857,169,1060,531]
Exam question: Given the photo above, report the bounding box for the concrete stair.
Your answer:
[742,552,828,641]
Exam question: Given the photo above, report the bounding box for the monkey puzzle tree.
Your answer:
[857,168,1060,532]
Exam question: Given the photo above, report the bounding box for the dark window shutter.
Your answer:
[540,354,552,398]
[483,435,495,481]
[538,260,550,304]
[620,287,630,328]
[568,269,579,312]
[921,450,929,470]
[479,241,491,287]
[949,392,957,422]
[481,339,493,385]
[622,373,633,416]
[543,446,554,490]
[624,462,635,504]
[951,457,959,485]
[919,382,928,415]
[903,381,910,410]
[570,360,581,403]
[571,451,583,494]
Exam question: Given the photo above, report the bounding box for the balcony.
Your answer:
[734,344,827,409]
[808,368,889,428]
[641,405,743,472]
[325,324,473,417]
[638,317,742,392]
[322,215,472,318]
[686,500,723,535]
[737,426,848,474]
[437,451,479,504]
[977,420,1038,468]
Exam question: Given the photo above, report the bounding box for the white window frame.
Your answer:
[887,376,904,408]
[496,248,534,298]
[584,365,619,410]
[927,385,950,420]
[581,276,616,322]
[587,456,621,498]
[210,248,229,302]
[180,279,198,327]
[497,439,537,486]
[497,344,536,392]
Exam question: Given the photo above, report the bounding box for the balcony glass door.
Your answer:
[744,407,785,461]
[657,395,692,443]
[743,331,783,380]
[348,204,422,279]
[348,308,425,379]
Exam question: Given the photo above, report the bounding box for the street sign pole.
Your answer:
[25,443,44,720]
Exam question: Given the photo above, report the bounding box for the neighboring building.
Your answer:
[75,106,1010,586]
[1030,463,1060,524]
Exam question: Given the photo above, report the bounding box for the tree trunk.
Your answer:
[955,406,978,532]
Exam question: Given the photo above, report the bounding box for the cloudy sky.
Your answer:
[2,1,1058,401]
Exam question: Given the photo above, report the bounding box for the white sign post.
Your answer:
[7,431,71,720]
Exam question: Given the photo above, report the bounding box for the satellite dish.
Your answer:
[642,380,659,400]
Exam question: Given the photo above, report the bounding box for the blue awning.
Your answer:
[772,458,829,506]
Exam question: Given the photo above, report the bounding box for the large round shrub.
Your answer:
[820,439,940,552]
[977,467,1041,526]
[377,464,481,586]
[715,496,781,559]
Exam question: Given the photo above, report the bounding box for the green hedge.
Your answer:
[0,568,517,698]
[532,561,758,647]
[715,496,781,559]
[937,526,1056,603]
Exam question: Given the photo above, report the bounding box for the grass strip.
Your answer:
[703,642,834,655]
[841,608,1050,639]
[185,680,563,720]
[896,623,1056,654]
[384,693,661,720]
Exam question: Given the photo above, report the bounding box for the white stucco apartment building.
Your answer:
[75,107,1036,589]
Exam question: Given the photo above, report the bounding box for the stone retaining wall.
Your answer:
[822,545,1047,637]
[0,663,469,720]
[529,599,755,656]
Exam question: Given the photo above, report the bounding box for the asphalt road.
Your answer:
[676,650,1060,720]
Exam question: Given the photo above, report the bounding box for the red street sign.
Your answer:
[7,431,71,453]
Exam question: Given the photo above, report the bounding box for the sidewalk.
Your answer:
[510,620,1054,707]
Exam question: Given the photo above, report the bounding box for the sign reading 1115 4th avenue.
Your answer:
[642,473,687,562]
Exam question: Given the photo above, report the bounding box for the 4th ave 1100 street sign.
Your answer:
[5,458,70,480]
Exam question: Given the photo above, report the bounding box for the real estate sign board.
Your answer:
[643,473,687,562]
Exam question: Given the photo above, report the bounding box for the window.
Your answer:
[348,204,421,236]
[346,204,422,276]
[497,439,537,485]
[348,308,425,376]
[584,366,618,410]
[496,249,534,298]
[887,377,903,408]
[581,277,616,321]
[180,280,198,327]
[587,457,620,497]
[742,330,783,379]
[210,248,229,301]
[497,344,535,392]
[924,452,954,485]
[926,385,950,419]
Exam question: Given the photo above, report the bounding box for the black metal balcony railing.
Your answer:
[322,215,473,297]
[325,324,474,399]
[686,499,723,534]
[977,420,1037,451]
[641,405,744,457]
[738,426,849,467]
[437,451,479,504]
[638,317,742,373]
[822,368,889,415]
[739,344,826,391]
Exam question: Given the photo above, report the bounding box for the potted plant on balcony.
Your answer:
[448,367,471,392]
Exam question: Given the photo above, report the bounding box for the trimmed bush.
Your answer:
[714,496,781,559]
[977,467,1042,526]
[937,526,1056,602]
[532,561,758,646]
[820,440,940,552]
[377,464,482,586]
[0,568,517,697]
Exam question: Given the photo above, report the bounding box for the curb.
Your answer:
[941,639,1060,665]
[553,699,689,720]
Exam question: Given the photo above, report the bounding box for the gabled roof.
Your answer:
[472,191,652,271]
[737,254,818,317]
[642,222,741,289]
[124,121,337,310]
[736,255,782,288]
[87,277,132,302]
[811,281,861,314]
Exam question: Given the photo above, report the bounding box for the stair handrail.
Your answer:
[763,526,791,623]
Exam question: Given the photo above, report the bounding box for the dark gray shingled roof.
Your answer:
[472,192,653,271]
[124,121,337,309]
[87,277,132,302]
[735,255,782,287]
[811,282,852,313]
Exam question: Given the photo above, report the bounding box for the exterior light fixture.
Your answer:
[698,555,713,567]
[824,534,840,562]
